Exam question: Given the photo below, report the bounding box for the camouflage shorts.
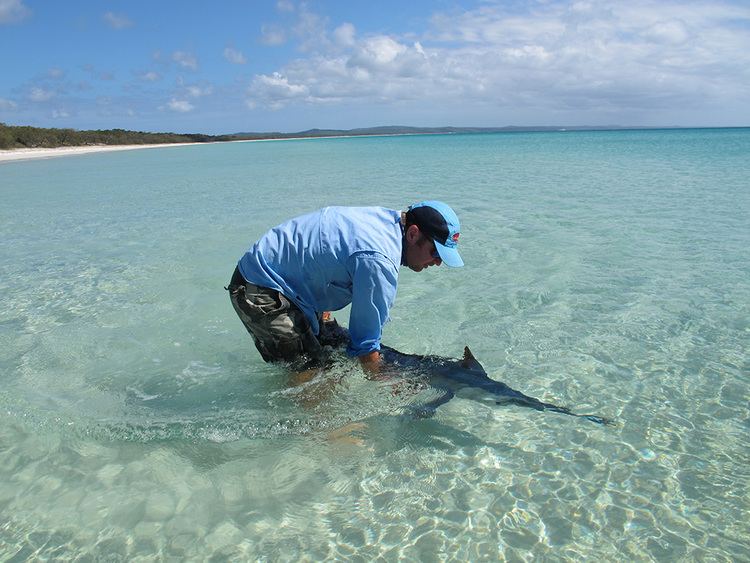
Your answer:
[227,267,323,366]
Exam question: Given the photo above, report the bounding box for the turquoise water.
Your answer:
[1,129,748,560]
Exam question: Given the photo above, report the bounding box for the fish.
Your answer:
[378,345,613,425]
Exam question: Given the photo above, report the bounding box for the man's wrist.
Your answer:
[358,350,381,374]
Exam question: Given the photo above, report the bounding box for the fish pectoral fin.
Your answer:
[460,346,487,374]
[409,387,455,419]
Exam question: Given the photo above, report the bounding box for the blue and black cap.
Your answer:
[406,200,464,267]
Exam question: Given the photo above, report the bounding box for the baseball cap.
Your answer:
[406,200,464,267]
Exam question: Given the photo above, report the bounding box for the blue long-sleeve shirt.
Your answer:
[237,206,402,356]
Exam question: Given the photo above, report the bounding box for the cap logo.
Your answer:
[452,233,460,242]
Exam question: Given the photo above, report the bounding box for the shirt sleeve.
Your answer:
[345,252,399,357]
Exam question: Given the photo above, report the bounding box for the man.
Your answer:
[227,201,463,372]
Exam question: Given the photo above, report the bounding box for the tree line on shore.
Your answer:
[0,122,409,149]
[0,122,431,150]
[1,122,659,150]
[0,122,229,150]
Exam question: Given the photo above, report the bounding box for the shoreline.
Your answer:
[0,142,209,164]
[0,132,437,164]
[7,127,736,164]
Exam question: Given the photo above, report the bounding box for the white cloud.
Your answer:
[0,97,18,109]
[245,0,750,121]
[103,11,133,29]
[186,85,213,98]
[52,109,70,118]
[333,23,356,47]
[247,36,437,109]
[29,87,54,102]
[277,0,294,13]
[256,73,309,97]
[503,45,552,64]
[248,72,310,110]
[643,20,689,44]
[48,67,65,79]
[260,24,286,46]
[173,51,198,70]
[350,36,407,69]
[0,0,30,24]
[140,71,161,82]
[167,99,194,112]
[293,7,330,52]
[224,47,247,64]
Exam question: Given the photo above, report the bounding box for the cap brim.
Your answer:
[435,242,464,267]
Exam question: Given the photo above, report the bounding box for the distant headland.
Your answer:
[1,122,684,151]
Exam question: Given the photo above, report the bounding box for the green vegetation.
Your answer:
[0,124,14,149]
[1,122,670,151]
[0,122,450,150]
[0,122,218,150]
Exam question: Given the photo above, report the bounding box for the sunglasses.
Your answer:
[431,242,441,260]
[421,234,440,260]
[415,227,441,261]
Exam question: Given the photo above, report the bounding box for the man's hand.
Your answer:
[358,350,382,376]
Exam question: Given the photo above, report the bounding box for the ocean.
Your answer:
[1,128,748,560]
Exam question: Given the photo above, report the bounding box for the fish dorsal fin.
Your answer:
[461,346,486,374]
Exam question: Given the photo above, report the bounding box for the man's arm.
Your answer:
[346,252,398,366]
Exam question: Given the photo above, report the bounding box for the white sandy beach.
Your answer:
[0,142,207,163]
[0,133,431,164]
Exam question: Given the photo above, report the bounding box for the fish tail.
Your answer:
[578,414,615,426]
[542,403,614,426]
[540,403,575,416]
[491,386,614,426]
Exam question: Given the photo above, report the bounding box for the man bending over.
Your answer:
[227,201,464,373]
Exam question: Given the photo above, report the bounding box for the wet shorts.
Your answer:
[226,267,323,367]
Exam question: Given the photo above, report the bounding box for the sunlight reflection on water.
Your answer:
[1,130,749,559]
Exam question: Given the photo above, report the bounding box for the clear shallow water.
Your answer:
[1,129,748,560]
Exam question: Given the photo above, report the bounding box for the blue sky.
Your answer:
[1,0,749,134]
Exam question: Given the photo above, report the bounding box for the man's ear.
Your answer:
[405,224,420,244]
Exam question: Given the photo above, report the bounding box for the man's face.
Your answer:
[405,229,442,272]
